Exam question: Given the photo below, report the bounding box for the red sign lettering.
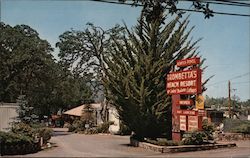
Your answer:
[179,100,193,106]
[166,69,202,95]
[188,116,198,131]
[176,109,197,116]
[176,57,200,67]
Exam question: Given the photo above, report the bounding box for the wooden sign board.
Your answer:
[188,116,198,131]
[179,100,193,106]
[176,57,200,67]
[166,69,202,95]
[176,109,197,116]
[179,115,187,131]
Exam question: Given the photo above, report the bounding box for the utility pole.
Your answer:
[228,80,231,118]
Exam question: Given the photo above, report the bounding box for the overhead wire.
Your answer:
[87,0,250,17]
[206,72,250,87]
[185,0,250,7]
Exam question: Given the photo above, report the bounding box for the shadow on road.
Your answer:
[52,128,72,137]
[119,143,133,147]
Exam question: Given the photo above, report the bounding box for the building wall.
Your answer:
[108,107,120,134]
[0,103,18,131]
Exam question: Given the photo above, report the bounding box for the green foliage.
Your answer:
[68,119,114,134]
[68,119,86,132]
[16,95,39,124]
[224,118,250,134]
[34,127,53,143]
[146,138,179,146]
[182,131,204,145]
[0,22,93,116]
[56,7,203,139]
[11,122,52,144]
[102,11,200,138]
[96,121,114,133]
[202,119,215,141]
[0,131,40,155]
[231,124,250,134]
[182,120,215,145]
[119,0,214,19]
[117,122,131,135]
[83,128,98,134]
[0,131,33,145]
[11,122,34,137]
[81,104,96,128]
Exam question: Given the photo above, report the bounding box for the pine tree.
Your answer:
[102,7,201,139]
[16,95,38,124]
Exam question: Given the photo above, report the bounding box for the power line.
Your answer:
[88,0,250,17]
[232,81,250,85]
[206,72,250,87]
[185,0,250,7]
[215,0,250,6]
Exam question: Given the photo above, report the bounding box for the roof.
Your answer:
[63,103,102,117]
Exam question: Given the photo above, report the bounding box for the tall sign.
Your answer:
[166,57,206,141]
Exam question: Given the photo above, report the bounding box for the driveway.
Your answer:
[17,128,250,157]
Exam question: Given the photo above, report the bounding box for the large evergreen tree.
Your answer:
[102,8,201,138]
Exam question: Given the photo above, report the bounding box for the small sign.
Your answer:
[188,116,198,131]
[196,95,205,110]
[176,57,200,67]
[179,115,187,131]
[177,109,197,116]
[198,110,206,116]
[179,100,193,106]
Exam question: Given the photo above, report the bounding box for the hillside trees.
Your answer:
[0,22,92,117]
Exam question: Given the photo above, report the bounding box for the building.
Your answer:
[63,103,120,133]
[0,103,19,131]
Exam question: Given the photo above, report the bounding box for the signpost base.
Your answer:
[172,132,181,141]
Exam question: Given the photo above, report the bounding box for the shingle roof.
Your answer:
[63,103,102,116]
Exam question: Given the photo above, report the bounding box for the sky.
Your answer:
[1,0,249,101]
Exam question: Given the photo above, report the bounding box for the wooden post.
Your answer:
[228,81,231,118]
[172,94,181,141]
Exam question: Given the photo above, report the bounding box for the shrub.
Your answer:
[11,122,52,144]
[224,119,250,134]
[146,138,179,146]
[84,128,98,134]
[117,123,131,135]
[0,131,39,155]
[231,124,250,134]
[11,122,34,137]
[202,119,215,141]
[68,124,76,132]
[96,121,114,133]
[182,131,204,145]
[0,131,32,144]
[69,119,86,132]
[34,127,53,144]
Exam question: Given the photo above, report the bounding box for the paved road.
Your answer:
[16,128,250,157]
